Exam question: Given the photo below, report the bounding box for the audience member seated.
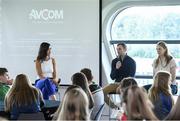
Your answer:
[80,68,104,106]
[71,72,94,110]
[115,77,137,121]
[165,96,180,120]
[116,77,138,95]
[148,71,174,120]
[4,74,44,120]
[55,85,90,120]
[0,67,13,85]
[0,68,13,103]
[122,86,158,120]
[102,77,138,113]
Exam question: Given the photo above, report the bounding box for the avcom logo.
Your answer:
[29,9,64,21]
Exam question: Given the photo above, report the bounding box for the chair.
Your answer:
[108,93,120,120]
[42,100,60,120]
[143,84,152,92]
[17,112,45,120]
[90,103,105,121]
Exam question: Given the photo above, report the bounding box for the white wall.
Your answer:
[0,0,99,84]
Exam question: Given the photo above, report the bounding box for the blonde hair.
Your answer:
[155,41,172,68]
[5,74,40,111]
[57,87,89,120]
[149,71,174,105]
[126,86,158,120]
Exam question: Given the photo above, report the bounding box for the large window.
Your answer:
[111,6,180,40]
[109,6,180,86]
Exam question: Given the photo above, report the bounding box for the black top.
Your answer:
[110,55,136,82]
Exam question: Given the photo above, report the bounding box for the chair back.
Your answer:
[90,103,105,121]
[0,111,10,120]
[17,112,45,120]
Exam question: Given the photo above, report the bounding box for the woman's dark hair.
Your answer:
[71,72,94,109]
[71,73,90,94]
[37,42,50,61]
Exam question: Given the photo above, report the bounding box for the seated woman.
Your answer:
[80,68,104,106]
[149,71,174,120]
[71,72,94,110]
[4,74,44,120]
[55,85,89,120]
[35,42,60,100]
[122,86,158,120]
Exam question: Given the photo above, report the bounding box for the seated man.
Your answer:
[103,43,136,108]
[80,68,104,106]
[0,68,13,85]
[0,68,13,111]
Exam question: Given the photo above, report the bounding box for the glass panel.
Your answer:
[136,78,153,87]
[111,6,180,40]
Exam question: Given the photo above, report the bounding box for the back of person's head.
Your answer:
[37,42,50,61]
[149,71,172,101]
[71,72,94,109]
[53,85,81,120]
[12,74,31,89]
[71,72,89,92]
[0,68,8,76]
[123,86,157,120]
[165,96,180,120]
[5,74,39,111]
[57,86,89,120]
[80,68,93,83]
[119,77,137,93]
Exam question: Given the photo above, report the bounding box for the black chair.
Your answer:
[17,112,45,120]
[143,84,152,92]
[41,100,60,120]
